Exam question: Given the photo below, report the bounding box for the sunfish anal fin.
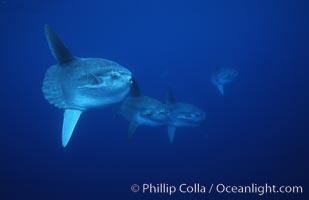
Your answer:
[168,126,176,143]
[62,109,83,147]
[128,122,139,142]
[217,84,224,96]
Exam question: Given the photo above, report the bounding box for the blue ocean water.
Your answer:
[0,0,308,199]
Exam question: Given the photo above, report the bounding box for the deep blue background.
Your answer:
[0,0,308,199]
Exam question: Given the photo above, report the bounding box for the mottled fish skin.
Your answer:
[211,67,238,95]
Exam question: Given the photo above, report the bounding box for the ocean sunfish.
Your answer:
[42,25,132,147]
[166,89,206,143]
[211,66,238,95]
[119,79,169,141]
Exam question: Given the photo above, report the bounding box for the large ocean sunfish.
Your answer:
[211,66,238,95]
[42,25,132,147]
[166,89,206,143]
[119,79,169,141]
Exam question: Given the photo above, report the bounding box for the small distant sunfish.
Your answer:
[211,66,238,95]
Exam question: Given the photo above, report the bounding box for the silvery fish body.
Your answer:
[119,79,168,140]
[167,103,205,127]
[211,67,238,95]
[42,25,132,147]
[166,89,206,143]
[43,58,131,110]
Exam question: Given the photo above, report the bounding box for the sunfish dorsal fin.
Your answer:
[217,84,224,96]
[167,88,176,104]
[128,122,139,142]
[45,24,75,64]
[130,78,141,97]
[168,126,176,143]
[62,109,83,147]
[215,65,221,72]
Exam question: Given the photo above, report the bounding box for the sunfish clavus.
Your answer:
[42,25,132,147]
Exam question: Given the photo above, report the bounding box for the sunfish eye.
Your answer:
[144,111,153,116]
[194,113,202,118]
[110,72,120,80]
[222,72,229,78]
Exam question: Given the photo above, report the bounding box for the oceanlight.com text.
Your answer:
[130,183,303,196]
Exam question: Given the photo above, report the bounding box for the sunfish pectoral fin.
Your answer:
[77,73,103,89]
[45,24,76,64]
[128,122,139,142]
[89,73,102,85]
[62,109,83,147]
[168,126,176,143]
[217,84,224,96]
